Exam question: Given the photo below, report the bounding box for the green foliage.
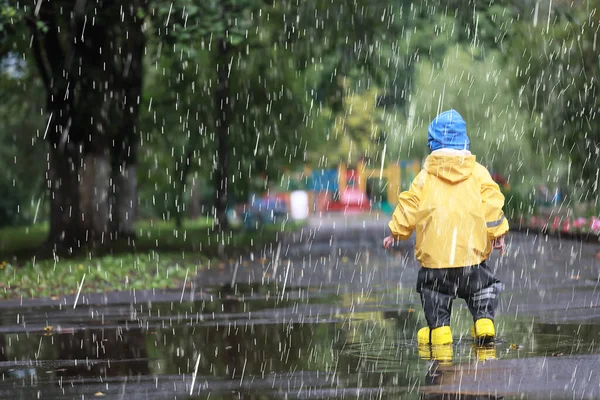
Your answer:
[438,0,526,49]
[152,0,261,46]
[321,87,386,166]
[0,252,202,299]
[141,0,345,218]
[0,180,25,227]
[503,189,538,223]
[299,1,526,169]
[0,4,20,52]
[0,63,46,227]
[508,2,600,189]
[0,218,303,299]
[138,44,214,220]
[1,0,596,242]
[0,224,47,254]
[384,47,540,184]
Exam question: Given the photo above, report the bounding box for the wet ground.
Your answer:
[0,214,599,399]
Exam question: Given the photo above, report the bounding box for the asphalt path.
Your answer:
[0,213,598,399]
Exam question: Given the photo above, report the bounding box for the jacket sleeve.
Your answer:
[480,168,509,239]
[388,171,425,240]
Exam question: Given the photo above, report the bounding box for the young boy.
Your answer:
[383,109,508,346]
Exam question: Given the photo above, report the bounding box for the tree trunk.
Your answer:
[28,1,148,254]
[79,151,111,243]
[189,178,202,219]
[174,192,184,230]
[111,164,137,239]
[173,177,185,230]
[47,145,85,254]
[30,4,85,254]
[174,150,194,229]
[214,37,230,231]
[33,2,116,254]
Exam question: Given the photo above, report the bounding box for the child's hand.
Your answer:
[492,236,506,255]
[383,235,395,249]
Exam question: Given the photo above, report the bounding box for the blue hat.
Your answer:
[427,110,470,151]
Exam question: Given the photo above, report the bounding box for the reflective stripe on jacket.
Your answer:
[388,151,509,268]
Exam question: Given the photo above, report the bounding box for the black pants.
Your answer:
[416,261,502,329]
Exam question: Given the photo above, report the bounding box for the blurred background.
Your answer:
[0,0,598,260]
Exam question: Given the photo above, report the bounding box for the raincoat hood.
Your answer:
[427,110,470,151]
[424,149,476,183]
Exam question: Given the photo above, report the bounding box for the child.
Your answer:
[383,109,508,347]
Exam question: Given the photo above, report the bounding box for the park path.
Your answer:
[0,213,598,399]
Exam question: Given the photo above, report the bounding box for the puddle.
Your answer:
[0,280,596,399]
[0,225,598,399]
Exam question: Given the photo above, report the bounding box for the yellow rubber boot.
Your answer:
[418,326,453,345]
[417,344,431,360]
[470,318,495,343]
[431,326,453,345]
[417,327,431,346]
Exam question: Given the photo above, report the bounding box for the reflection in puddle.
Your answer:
[0,281,597,399]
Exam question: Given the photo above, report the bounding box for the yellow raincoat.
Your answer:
[389,151,509,269]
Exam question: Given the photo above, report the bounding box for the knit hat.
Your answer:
[427,110,470,151]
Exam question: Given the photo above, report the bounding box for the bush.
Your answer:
[0,179,28,227]
[503,189,537,223]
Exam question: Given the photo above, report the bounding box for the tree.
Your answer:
[137,46,215,227]
[1,1,148,253]
[148,1,416,229]
[509,1,600,197]
[0,61,46,227]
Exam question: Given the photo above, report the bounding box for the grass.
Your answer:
[0,217,305,300]
[0,223,49,254]
[0,252,204,299]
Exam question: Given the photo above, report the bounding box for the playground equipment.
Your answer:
[355,159,420,207]
[306,159,421,212]
[245,160,521,221]
[243,159,422,225]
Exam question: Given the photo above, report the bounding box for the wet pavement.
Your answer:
[0,214,599,399]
